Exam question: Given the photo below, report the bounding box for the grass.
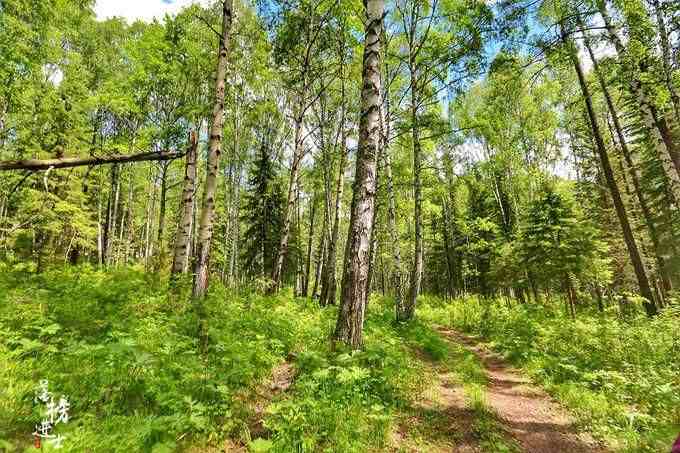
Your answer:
[0,264,434,452]
[8,262,667,452]
[0,263,317,451]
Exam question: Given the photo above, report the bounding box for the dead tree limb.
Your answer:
[0,150,186,172]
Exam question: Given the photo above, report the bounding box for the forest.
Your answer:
[0,0,679,451]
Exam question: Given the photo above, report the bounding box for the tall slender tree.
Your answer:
[193,0,234,298]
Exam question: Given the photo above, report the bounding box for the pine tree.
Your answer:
[241,142,285,279]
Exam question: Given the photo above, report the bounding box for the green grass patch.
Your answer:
[0,265,430,452]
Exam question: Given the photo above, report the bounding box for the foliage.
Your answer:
[263,296,425,452]
[0,266,432,452]
[0,265,301,451]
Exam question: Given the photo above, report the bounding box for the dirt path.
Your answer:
[220,361,294,452]
[437,327,608,453]
[392,351,485,452]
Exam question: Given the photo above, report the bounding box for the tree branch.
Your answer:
[0,150,186,172]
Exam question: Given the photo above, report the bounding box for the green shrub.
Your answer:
[263,296,424,453]
[0,265,315,451]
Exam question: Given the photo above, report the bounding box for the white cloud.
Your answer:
[94,0,210,22]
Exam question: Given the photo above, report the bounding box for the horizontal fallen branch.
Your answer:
[0,150,186,172]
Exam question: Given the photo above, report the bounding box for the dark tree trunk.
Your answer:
[441,200,455,299]
[102,164,120,266]
[319,73,349,307]
[303,193,317,296]
[583,30,674,297]
[564,25,657,316]
[155,161,169,268]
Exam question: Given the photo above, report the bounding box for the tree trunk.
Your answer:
[365,212,379,308]
[333,0,384,349]
[650,0,680,121]
[380,57,405,308]
[144,168,158,267]
[193,0,233,299]
[294,182,303,296]
[319,137,348,306]
[221,160,233,284]
[564,25,657,316]
[97,179,104,266]
[303,193,317,296]
[171,132,198,276]
[272,113,305,290]
[229,166,241,286]
[583,31,674,295]
[103,164,119,266]
[319,49,349,307]
[441,199,455,299]
[404,61,423,322]
[155,161,169,268]
[0,150,186,172]
[124,173,135,265]
[597,1,680,198]
[383,149,404,310]
[313,152,333,299]
[311,232,326,298]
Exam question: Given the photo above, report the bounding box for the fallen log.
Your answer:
[0,150,186,172]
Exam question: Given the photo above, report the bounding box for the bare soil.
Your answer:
[437,327,609,453]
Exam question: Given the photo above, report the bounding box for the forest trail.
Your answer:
[436,327,608,453]
[221,361,295,452]
[392,348,488,452]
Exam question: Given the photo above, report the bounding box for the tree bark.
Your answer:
[272,113,305,290]
[597,0,680,199]
[171,132,198,276]
[319,44,349,307]
[319,137,348,306]
[155,161,169,268]
[102,164,119,266]
[311,232,327,298]
[380,71,405,312]
[303,193,317,296]
[564,25,657,316]
[229,165,241,286]
[404,59,423,322]
[0,150,186,172]
[441,199,455,299]
[334,0,384,349]
[124,172,135,265]
[582,29,673,296]
[193,0,233,299]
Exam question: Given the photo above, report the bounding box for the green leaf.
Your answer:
[248,438,273,452]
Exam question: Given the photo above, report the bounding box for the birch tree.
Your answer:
[193,0,234,298]
[334,0,384,349]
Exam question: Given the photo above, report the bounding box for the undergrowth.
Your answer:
[0,263,311,451]
[0,264,428,452]
[418,294,680,452]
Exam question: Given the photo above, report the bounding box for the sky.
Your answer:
[94,0,209,22]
